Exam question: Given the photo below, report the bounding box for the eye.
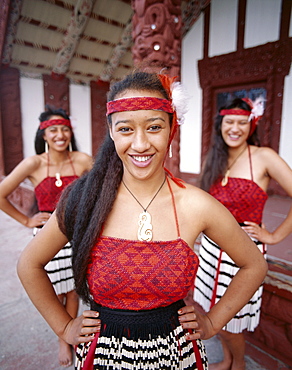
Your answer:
[117,126,132,133]
[148,125,162,132]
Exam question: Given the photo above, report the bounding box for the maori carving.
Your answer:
[1,0,23,64]
[131,0,182,176]
[43,74,70,114]
[132,0,182,77]
[53,0,94,76]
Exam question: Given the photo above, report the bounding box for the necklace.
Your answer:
[47,152,69,187]
[221,145,248,187]
[122,176,167,242]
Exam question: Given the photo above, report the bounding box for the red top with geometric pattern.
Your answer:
[209,178,268,224]
[209,146,268,224]
[87,178,199,310]
[87,236,198,310]
[34,175,78,212]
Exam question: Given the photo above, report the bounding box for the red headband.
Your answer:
[219,109,251,116]
[106,97,173,116]
[40,119,72,130]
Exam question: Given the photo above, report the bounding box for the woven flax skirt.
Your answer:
[33,227,74,295]
[75,300,208,370]
[194,233,266,333]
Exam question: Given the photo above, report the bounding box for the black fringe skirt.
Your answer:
[75,300,207,370]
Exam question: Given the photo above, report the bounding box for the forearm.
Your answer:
[17,256,72,338]
[206,259,267,332]
[269,206,292,244]
[0,197,29,226]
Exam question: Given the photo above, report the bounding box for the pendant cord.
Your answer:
[122,176,167,212]
[221,145,248,186]
[226,144,248,172]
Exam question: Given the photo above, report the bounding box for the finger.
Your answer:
[82,310,99,318]
[178,305,196,315]
[82,317,101,327]
[178,312,197,323]
[80,323,101,336]
[185,329,201,341]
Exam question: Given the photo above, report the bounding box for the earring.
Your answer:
[45,141,49,154]
[169,144,173,158]
[69,142,73,152]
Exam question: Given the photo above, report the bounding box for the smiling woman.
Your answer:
[194,97,292,370]
[0,106,92,367]
[17,71,268,370]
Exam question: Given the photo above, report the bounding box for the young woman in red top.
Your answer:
[0,106,92,367]
[17,72,267,370]
[194,97,292,370]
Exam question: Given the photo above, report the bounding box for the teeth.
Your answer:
[132,155,151,162]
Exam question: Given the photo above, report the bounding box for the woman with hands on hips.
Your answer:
[194,97,292,370]
[0,106,92,367]
[17,72,267,370]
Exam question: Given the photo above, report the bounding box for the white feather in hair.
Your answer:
[171,81,190,125]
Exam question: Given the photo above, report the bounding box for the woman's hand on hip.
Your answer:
[178,305,215,341]
[63,310,101,346]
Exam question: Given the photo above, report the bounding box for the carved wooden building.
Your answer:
[0,0,291,368]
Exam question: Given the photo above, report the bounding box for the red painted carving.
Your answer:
[43,74,70,114]
[131,0,182,176]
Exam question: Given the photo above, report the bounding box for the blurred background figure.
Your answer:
[0,106,92,367]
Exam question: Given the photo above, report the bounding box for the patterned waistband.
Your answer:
[90,300,185,340]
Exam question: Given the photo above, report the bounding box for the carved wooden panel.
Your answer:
[0,67,23,174]
[131,0,182,176]
[43,74,70,114]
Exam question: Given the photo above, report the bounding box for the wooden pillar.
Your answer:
[0,67,23,175]
[131,0,182,176]
[90,79,110,157]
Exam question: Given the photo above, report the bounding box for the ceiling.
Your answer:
[2,0,194,85]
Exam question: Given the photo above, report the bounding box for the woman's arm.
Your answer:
[17,212,100,345]
[243,148,292,244]
[0,157,51,227]
[180,192,268,339]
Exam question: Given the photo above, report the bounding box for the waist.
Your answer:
[91,299,184,325]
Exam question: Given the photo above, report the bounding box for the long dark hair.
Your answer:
[34,105,78,154]
[200,98,260,192]
[56,71,170,303]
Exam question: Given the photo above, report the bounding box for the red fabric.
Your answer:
[34,176,78,212]
[106,97,173,116]
[87,236,199,310]
[209,178,268,224]
[39,119,72,130]
[219,109,251,116]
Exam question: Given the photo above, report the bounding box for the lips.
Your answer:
[130,154,153,167]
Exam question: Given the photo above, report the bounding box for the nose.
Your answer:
[56,128,66,138]
[131,130,151,152]
[230,122,240,132]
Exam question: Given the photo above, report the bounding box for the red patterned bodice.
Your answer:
[35,176,78,212]
[209,178,268,224]
[87,236,198,310]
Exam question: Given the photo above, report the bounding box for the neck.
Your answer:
[228,143,248,160]
[122,170,166,198]
[47,150,69,165]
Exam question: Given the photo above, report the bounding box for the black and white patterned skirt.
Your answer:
[75,300,208,370]
[194,233,266,333]
[33,227,75,295]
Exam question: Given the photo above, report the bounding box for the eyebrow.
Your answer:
[114,116,166,126]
